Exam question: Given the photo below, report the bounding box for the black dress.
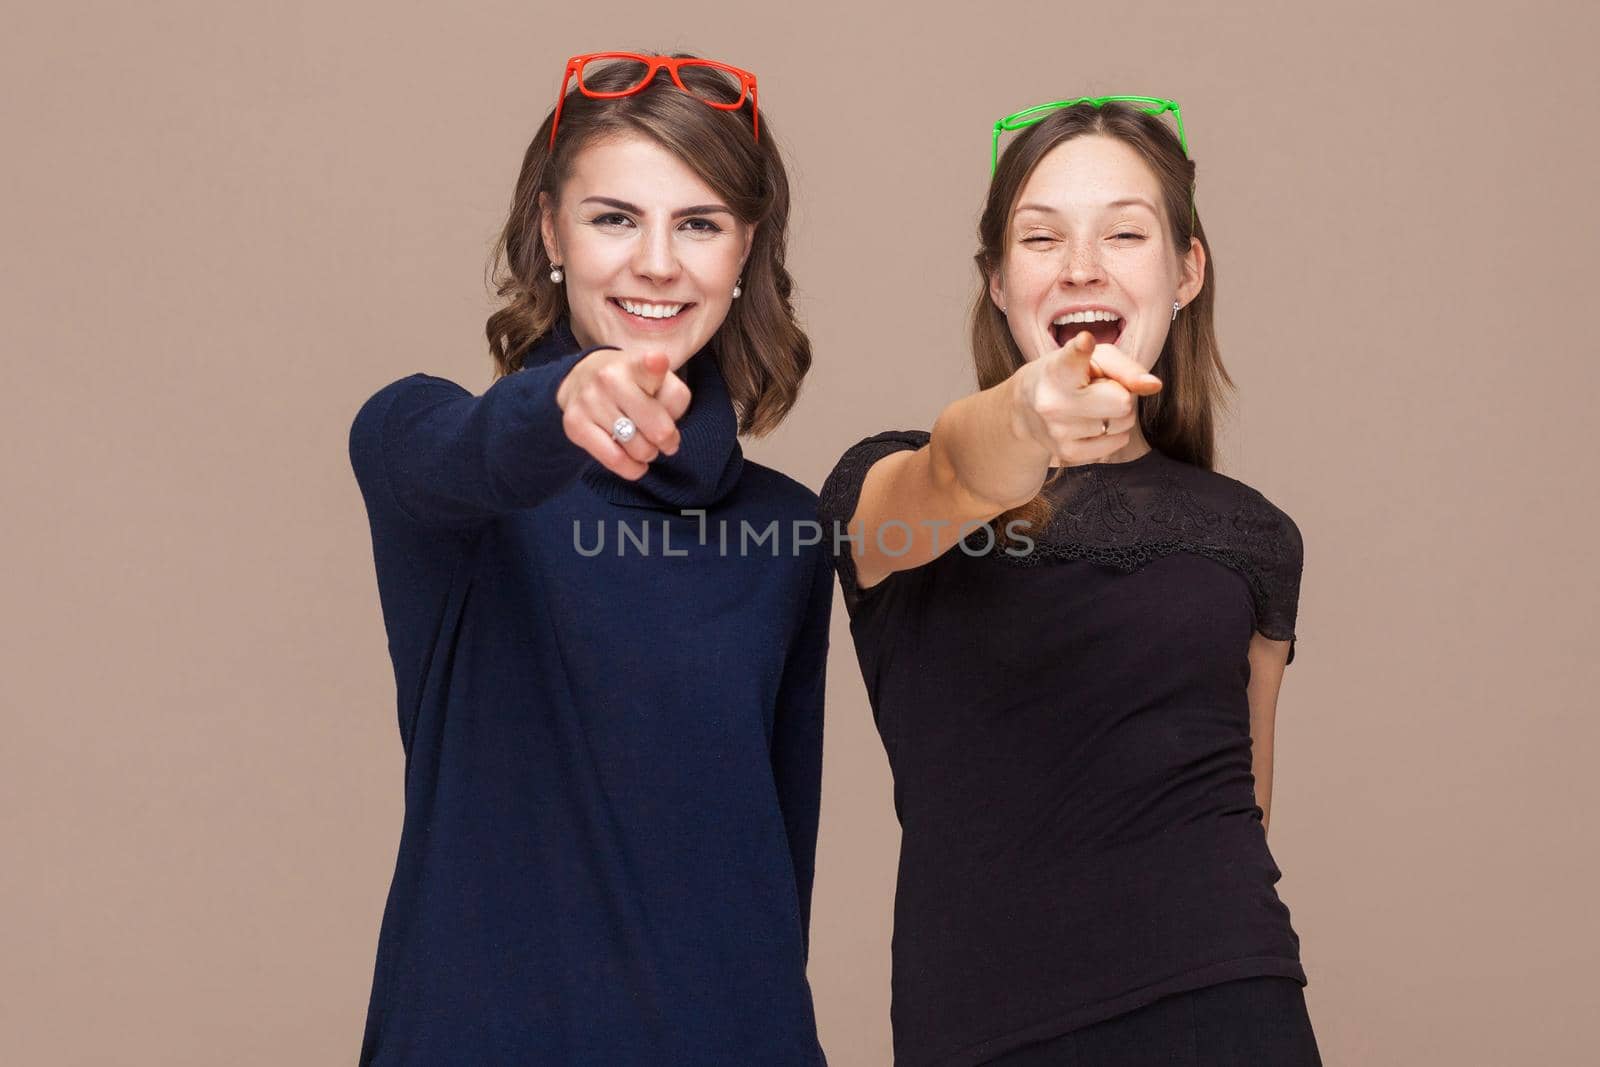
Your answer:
[817,433,1318,1067]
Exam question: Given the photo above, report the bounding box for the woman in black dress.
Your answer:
[818,99,1322,1065]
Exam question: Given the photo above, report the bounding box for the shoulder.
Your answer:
[351,373,468,433]
[348,373,463,474]
[1188,464,1303,565]
[818,429,932,526]
[832,428,933,465]
[1140,456,1300,556]
[361,371,469,408]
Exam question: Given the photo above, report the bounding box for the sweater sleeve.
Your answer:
[348,348,597,532]
[770,545,833,960]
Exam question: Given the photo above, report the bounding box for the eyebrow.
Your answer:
[580,196,735,219]
[1015,197,1159,216]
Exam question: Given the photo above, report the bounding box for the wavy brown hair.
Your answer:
[971,102,1235,541]
[483,52,810,437]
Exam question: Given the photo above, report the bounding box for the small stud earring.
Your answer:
[549,265,564,284]
[732,278,742,299]
[1171,300,1180,321]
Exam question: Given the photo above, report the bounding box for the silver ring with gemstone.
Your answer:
[611,416,637,444]
[1100,418,1110,436]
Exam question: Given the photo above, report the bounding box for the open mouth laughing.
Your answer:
[1049,307,1125,347]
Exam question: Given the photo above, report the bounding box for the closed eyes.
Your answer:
[1022,233,1146,244]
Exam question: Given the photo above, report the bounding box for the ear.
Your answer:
[739,221,756,272]
[987,264,1007,314]
[538,191,560,264]
[1177,236,1206,306]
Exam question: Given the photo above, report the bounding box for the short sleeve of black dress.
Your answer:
[1241,487,1304,663]
[1012,452,1306,665]
[817,429,934,614]
[820,434,1304,664]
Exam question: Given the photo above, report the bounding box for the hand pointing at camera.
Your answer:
[555,347,693,480]
[1009,327,1163,468]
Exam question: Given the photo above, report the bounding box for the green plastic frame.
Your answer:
[991,96,1193,226]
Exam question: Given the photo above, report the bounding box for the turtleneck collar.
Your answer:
[523,318,745,511]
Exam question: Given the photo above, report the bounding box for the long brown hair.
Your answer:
[971,102,1235,539]
[484,52,810,437]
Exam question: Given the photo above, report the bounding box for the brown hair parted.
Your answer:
[970,101,1235,540]
[484,52,810,437]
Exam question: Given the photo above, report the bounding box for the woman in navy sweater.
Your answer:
[348,52,830,1065]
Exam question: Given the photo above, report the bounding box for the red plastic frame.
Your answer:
[549,52,760,150]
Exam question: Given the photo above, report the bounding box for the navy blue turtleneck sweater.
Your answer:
[348,321,831,1066]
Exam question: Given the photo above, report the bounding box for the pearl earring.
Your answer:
[1171,300,1180,321]
[549,265,564,284]
[732,278,742,299]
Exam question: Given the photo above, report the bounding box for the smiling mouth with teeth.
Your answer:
[611,297,693,321]
[1050,311,1124,347]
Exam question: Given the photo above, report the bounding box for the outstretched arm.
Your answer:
[350,342,690,531]
[846,331,1161,589]
[349,352,594,532]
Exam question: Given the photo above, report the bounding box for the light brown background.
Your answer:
[4,1,1597,1063]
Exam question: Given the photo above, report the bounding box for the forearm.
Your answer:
[773,731,822,945]
[350,351,590,531]
[770,554,831,951]
[1252,736,1275,833]
[928,373,1052,514]
[1245,634,1289,836]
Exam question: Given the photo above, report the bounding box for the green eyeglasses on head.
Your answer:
[991,95,1193,225]
[991,95,1188,171]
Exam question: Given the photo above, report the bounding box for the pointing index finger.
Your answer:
[1044,327,1097,387]
[1088,343,1163,394]
[630,350,670,395]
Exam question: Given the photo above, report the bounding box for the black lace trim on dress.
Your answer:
[821,431,1302,659]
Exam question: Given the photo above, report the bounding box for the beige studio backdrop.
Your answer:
[3,1,1597,1063]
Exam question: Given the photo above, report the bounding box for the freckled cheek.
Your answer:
[1004,260,1058,303]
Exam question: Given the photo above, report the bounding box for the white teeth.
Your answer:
[617,299,686,319]
[1052,309,1122,325]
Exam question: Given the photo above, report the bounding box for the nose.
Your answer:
[631,222,679,286]
[1060,240,1105,287]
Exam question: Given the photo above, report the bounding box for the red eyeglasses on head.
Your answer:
[548,51,759,151]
